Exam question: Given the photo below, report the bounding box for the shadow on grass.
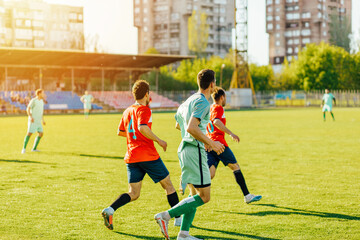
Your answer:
[43,151,124,160]
[218,203,360,221]
[114,231,173,239]
[0,159,53,164]
[192,226,279,240]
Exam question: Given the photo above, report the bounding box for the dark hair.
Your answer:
[197,69,215,90]
[211,87,225,101]
[132,80,149,100]
[35,89,43,96]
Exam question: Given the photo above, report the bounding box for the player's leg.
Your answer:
[177,185,210,240]
[330,111,335,121]
[221,147,262,203]
[22,132,32,153]
[102,163,145,230]
[207,150,220,180]
[32,130,43,152]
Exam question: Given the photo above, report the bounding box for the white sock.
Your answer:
[162,211,171,221]
[179,230,189,237]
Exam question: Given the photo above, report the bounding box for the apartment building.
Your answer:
[266,0,351,65]
[134,0,234,57]
[0,0,84,50]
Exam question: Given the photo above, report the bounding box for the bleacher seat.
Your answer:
[91,91,179,110]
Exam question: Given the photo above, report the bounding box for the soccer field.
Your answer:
[0,108,359,240]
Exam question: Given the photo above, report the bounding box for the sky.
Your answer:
[46,0,360,66]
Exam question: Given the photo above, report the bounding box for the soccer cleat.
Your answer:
[174,216,182,227]
[101,207,114,230]
[154,212,170,240]
[245,194,262,204]
[177,233,203,240]
[21,149,26,154]
[31,149,40,152]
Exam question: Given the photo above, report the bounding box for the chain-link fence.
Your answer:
[159,90,360,107]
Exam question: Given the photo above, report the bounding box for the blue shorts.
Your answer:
[207,146,237,169]
[126,158,169,183]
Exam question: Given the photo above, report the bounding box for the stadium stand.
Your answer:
[91,91,179,109]
[0,91,102,111]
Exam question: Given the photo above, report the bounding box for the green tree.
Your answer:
[329,14,351,52]
[144,47,160,54]
[188,10,209,56]
[249,64,274,91]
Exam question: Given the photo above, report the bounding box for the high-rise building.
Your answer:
[134,0,234,57]
[266,0,351,65]
[0,0,84,50]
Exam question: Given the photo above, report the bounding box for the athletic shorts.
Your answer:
[28,122,43,134]
[322,105,332,112]
[178,142,211,188]
[126,158,169,183]
[84,103,92,110]
[207,146,237,169]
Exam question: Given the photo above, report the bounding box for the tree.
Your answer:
[249,64,274,91]
[188,10,209,56]
[329,14,351,52]
[144,47,160,54]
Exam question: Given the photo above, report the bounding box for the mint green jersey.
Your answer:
[81,94,93,109]
[28,98,44,124]
[175,93,210,150]
[323,93,335,107]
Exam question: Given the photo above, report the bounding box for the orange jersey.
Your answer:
[206,104,228,147]
[118,104,160,163]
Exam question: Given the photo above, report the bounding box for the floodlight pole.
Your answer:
[39,68,43,89]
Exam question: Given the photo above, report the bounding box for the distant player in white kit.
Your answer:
[321,89,336,121]
[21,89,46,154]
[80,91,94,119]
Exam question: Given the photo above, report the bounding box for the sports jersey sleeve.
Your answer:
[211,106,224,121]
[28,99,35,109]
[192,98,209,121]
[118,116,126,132]
[137,107,151,125]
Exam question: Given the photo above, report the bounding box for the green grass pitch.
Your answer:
[0,108,359,239]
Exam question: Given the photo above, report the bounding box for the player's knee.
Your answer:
[27,132,32,136]
[39,132,43,137]
[200,194,210,203]
[129,191,140,201]
[210,172,215,179]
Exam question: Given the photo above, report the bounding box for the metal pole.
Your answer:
[101,68,104,93]
[5,66,7,92]
[155,69,159,93]
[71,68,74,96]
[233,0,238,88]
[39,68,43,89]
[129,70,132,92]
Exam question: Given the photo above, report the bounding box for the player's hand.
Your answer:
[42,120,46,126]
[31,117,34,123]
[157,139,167,152]
[204,144,212,152]
[210,141,225,155]
[230,133,240,143]
[320,105,323,108]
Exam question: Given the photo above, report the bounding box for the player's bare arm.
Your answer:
[175,122,180,130]
[213,119,240,143]
[117,130,126,137]
[187,116,224,154]
[26,105,34,122]
[333,97,336,106]
[138,125,167,152]
[42,117,46,126]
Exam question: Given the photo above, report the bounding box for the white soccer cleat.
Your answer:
[21,149,26,154]
[245,194,262,204]
[174,216,182,227]
[101,207,114,230]
[31,149,40,152]
[154,212,170,240]
[177,233,203,240]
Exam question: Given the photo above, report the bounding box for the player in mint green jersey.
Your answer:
[21,89,46,154]
[154,69,225,240]
[80,91,94,119]
[321,89,336,121]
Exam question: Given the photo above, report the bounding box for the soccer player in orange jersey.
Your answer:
[206,87,262,204]
[101,80,181,230]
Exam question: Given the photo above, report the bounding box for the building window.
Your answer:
[267,16,273,21]
[276,40,280,46]
[302,38,310,44]
[287,39,293,45]
[323,31,327,36]
[275,0,280,3]
[268,7,272,12]
[303,22,310,28]
[302,12,311,19]
[276,33,280,38]
[276,7,280,12]
[276,24,280,30]
[275,57,280,63]
[275,16,280,21]
[267,0,272,5]
[287,47,293,54]
[295,47,299,53]
[294,38,299,44]
[267,23,273,30]
[301,29,311,36]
